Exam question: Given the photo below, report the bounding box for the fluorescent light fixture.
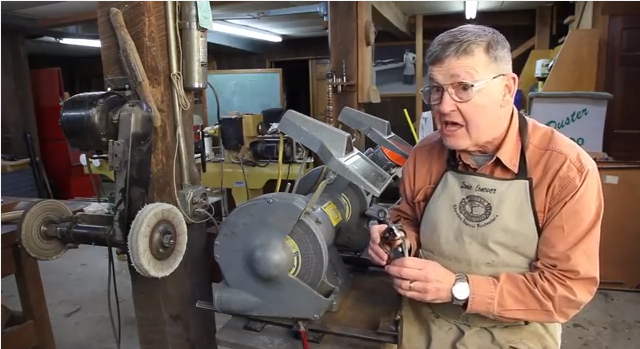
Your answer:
[35,36,101,48]
[211,21,283,42]
[465,1,478,20]
[58,38,101,48]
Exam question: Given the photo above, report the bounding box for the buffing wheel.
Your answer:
[128,202,188,278]
[18,200,72,261]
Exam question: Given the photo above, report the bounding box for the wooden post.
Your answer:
[535,6,552,49]
[414,15,424,129]
[329,1,365,150]
[97,2,216,348]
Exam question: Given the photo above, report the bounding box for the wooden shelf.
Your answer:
[543,29,600,92]
[518,29,600,110]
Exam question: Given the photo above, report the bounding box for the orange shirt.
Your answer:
[390,108,604,323]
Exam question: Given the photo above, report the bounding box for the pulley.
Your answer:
[128,202,188,278]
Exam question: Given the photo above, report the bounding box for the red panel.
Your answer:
[39,140,98,199]
[30,68,65,142]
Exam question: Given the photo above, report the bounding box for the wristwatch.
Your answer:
[451,274,470,306]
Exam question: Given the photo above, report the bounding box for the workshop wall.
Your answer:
[1,34,40,159]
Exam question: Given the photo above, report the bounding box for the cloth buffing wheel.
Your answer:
[18,200,72,261]
[128,202,188,278]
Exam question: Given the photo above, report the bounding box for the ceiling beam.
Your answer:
[412,10,536,30]
[37,10,97,28]
[371,1,411,39]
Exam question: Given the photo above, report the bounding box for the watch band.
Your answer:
[452,274,469,305]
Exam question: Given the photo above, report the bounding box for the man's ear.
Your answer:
[504,73,519,101]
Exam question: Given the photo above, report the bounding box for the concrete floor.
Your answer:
[2,245,639,349]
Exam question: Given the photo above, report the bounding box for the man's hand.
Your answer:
[385,257,456,304]
[366,224,390,266]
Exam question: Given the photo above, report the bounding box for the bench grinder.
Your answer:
[16,83,206,279]
[206,107,413,321]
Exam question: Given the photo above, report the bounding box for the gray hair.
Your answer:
[426,24,512,72]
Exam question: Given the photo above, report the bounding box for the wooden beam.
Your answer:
[357,1,374,103]
[415,14,423,129]
[97,2,216,349]
[535,6,551,49]
[512,36,535,59]
[37,10,97,28]
[414,10,536,30]
[372,1,411,38]
[329,1,364,149]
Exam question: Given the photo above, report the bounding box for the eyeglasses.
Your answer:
[420,74,506,106]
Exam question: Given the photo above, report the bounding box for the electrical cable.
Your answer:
[206,81,227,218]
[275,133,284,192]
[85,160,121,349]
[171,1,190,111]
[238,155,251,201]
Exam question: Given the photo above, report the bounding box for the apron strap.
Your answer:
[445,111,530,180]
[515,111,529,180]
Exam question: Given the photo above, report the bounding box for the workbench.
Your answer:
[214,268,400,349]
[1,197,71,349]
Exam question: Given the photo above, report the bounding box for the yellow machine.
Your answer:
[87,111,313,208]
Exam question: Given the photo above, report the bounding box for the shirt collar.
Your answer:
[458,107,521,174]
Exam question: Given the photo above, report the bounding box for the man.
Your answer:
[402,49,417,85]
[367,24,603,349]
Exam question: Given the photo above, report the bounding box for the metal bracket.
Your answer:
[108,140,124,171]
[277,110,392,197]
[338,107,413,159]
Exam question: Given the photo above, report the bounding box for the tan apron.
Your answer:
[398,113,562,349]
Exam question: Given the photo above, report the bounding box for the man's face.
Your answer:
[428,48,517,153]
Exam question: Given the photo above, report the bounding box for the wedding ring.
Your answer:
[409,280,415,290]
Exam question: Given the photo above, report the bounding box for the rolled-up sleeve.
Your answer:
[466,161,603,323]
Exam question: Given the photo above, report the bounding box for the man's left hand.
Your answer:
[385,257,456,304]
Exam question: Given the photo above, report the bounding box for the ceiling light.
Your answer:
[36,36,101,48]
[58,38,101,47]
[465,1,478,20]
[211,21,283,42]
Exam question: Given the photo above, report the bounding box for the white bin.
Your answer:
[529,91,613,152]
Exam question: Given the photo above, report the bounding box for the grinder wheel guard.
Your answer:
[18,200,73,261]
[128,202,188,278]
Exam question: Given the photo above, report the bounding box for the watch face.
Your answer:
[452,282,470,300]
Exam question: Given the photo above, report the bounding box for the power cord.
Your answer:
[84,161,121,349]
[171,1,190,111]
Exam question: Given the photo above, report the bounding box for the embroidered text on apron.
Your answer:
[398,113,562,349]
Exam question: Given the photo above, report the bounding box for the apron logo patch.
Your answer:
[453,195,499,228]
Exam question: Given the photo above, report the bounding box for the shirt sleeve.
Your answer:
[465,161,603,323]
[390,155,420,256]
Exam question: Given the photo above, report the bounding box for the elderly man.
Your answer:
[367,24,603,348]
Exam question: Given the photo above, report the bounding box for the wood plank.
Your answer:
[37,11,98,28]
[1,247,16,278]
[13,246,55,349]
[512,37,535,59]
[543,29,599,92]
[357,1,374,104]
[535,6,552,49]
[415,10,535,29]
[1,320,38,349]
[96,2,216,348]
[371,1,410,38]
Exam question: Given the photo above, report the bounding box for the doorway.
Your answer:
[271,59,311,116]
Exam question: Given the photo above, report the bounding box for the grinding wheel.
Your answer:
[18,200,72,261]
[128,202,188,278]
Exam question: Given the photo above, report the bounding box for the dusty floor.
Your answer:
[2,245,639,349]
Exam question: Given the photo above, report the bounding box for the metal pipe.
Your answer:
[166,1,191,186]
[55,223,113,247]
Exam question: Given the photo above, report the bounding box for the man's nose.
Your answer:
[436,89,457,114]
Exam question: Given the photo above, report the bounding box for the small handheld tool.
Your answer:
[366,205,410,264]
